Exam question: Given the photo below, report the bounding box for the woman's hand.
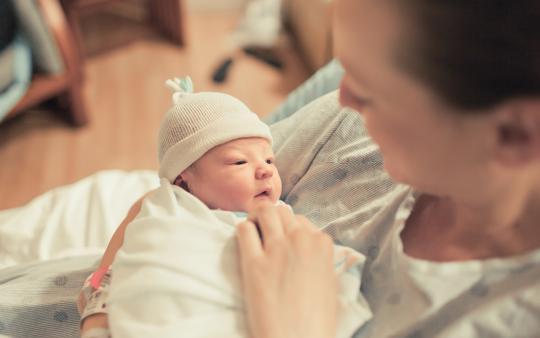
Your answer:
[237,203,337,338]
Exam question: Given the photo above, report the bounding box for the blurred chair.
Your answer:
[5,0,87,126]
[61,0,184,60]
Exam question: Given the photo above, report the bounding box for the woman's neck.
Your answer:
[402,182,540,261]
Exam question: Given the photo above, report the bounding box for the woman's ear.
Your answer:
[495,99,540,167]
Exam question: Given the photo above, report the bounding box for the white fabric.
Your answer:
[0,170,159,270]
[108,179,372,338]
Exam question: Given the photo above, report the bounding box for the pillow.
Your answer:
[11,0,64,75]
[0,33,32,121]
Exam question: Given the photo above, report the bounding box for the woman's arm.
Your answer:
[79,192,150,335]
[237,203,338,338]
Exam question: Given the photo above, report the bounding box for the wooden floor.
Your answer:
[0,6,309,210]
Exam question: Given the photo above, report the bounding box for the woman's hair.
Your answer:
[394,0,540,110]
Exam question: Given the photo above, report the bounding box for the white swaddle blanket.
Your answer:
[108,179,372,338]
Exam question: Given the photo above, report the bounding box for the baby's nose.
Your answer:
[255,165,273,179]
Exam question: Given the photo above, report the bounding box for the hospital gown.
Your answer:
[341,185,540,338]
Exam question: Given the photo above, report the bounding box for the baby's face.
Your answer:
[180,137,282,212]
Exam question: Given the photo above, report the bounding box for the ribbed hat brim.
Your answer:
[158,113,272,182]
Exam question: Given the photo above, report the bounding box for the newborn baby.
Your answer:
[78,77,371,338]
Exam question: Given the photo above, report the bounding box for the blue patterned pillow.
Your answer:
[10,0,64,74]
[0,33,32,121]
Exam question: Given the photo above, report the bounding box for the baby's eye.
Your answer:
[234,160,247,165]
[266,158,274,164]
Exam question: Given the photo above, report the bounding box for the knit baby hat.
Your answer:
[158,77,273,182]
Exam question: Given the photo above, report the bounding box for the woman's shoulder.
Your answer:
[333,184,413,253]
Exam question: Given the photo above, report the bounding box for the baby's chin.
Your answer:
[212,193,279,213]
[212,199,275,214]
[245,195,279,210]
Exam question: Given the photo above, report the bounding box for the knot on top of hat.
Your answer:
[165,76,194,104]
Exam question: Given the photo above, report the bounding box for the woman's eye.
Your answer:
[354,95,372,107]
[234,160,246,165]
[348,92,371,108]
[340,84,372,109]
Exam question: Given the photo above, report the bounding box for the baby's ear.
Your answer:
[174,173,191,192]
[173,175,183,187]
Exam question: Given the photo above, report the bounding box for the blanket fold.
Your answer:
[109,179,372,338]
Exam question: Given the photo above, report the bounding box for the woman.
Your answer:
[238,0,540,337]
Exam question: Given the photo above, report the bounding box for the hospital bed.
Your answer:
[0,60,396,338]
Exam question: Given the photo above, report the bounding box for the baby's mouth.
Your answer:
[255,189,271,198]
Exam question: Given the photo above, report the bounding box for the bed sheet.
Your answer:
[0,171,159,337]
[0,170,159,270]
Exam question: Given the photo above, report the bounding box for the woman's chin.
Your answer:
[384,160,443,196]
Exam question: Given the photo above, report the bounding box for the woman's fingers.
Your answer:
[277,204,298,233]
[243,203,330,261]
[237,208,338,338]
[247,203,285,245]
[295,214,317,229]
[246,204,316,249]
[236,220,264,257]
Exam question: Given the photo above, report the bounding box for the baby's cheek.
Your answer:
[274,176,283,198]
[225,186,252,208]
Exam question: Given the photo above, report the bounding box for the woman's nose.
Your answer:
[255,165,273,179]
